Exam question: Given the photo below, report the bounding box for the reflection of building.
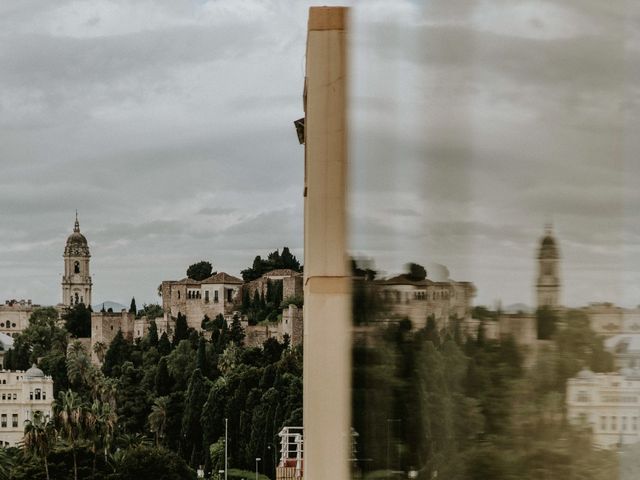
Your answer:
[62,214,92,307]
[567,369,640,449]
[583,303,640,337]
[161,272,244,330]
[0,365,54,447]
[604,335,640,369]
[375,275,476,330]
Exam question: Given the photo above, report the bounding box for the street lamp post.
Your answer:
[225,418,228,480]
[255,457,261,480]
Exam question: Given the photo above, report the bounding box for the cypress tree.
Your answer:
[173,313,189,347]
[180,369,209,466]
[230,316,245,346]
[148,320,159,347]
[196,337,206,371]
[155,356,172,396]
[266,280,273,303]
[158,332,171,356]
[129,297,137,315]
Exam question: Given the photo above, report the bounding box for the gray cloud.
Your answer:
[1,0,639,309]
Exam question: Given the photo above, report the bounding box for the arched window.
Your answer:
[74,261,80,274]
[74,293,79,304]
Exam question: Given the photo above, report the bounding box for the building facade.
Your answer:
[567,369,640,449]
[0,300,35,339]
[375,275,476,330]
[61,214,92,307]
[0,365,54,447]
[161,272,244,330]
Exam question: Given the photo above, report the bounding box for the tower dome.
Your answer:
[25,364,45,379]
[538,226,559,259]
[64,214,89,256]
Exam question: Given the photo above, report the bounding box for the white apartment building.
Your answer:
[0,365,54,447]
[567,368,640,449]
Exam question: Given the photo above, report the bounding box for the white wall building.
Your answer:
[567,369,640,449]
[0,365,54,447]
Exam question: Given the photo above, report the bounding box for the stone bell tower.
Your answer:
[62,212,92,307]
[536,224,560,309]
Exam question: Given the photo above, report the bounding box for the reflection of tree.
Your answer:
[353,308,618,479]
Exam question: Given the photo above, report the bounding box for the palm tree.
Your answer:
[148,396,169,446]
[56,389,84,480]
[22,410,57,480]
[93,341,107,364]
[84,400,117,478]
[66,340,92,387]
[116,432,152,450]
[0,448,13,480]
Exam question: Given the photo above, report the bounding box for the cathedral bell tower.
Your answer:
[536,224,560,309]
[62,213,92,307]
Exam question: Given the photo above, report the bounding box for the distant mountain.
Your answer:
[92,301,127,313]
[503,303,533,314]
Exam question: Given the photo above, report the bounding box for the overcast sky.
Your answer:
[1,0,639,309]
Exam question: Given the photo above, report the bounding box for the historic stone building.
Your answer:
[536,225,561,310]
[61,214,92,307]
[161,272,244,330]
[243,269,303,302]
[0,365,54,447]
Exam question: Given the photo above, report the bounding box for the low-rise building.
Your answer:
[0,365,54,447]
[567,369,640,449]
[0,300,36,338]
[161,272,244,330]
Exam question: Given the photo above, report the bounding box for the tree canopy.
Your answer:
[240,247,301,281]
[186,261,214,281]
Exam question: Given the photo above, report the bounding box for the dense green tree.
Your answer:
[240,248,302,281]
[116,362,150,434]
[63,303,92,338]
[102,330,131,377]
[113,445,196,479]
[180,369,210,466]
[186,261,214,281]
[166,340,196,391]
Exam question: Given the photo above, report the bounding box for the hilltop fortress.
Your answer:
[4,217,637,368]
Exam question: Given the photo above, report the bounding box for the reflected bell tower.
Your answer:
[536,224,560,309]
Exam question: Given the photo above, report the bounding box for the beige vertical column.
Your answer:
[303,6,351,480]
